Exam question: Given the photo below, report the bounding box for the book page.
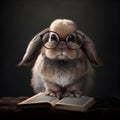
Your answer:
[18,92,59,107]
[55,96,96,112]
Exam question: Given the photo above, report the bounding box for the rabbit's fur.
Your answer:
[19,19,102,98]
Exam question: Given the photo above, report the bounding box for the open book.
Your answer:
[17,92,96,112]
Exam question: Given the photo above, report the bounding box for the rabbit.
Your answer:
[19,19,102,99]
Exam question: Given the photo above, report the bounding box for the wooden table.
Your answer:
[0,96,120,120]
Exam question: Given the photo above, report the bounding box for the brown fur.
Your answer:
[19,19,102,98]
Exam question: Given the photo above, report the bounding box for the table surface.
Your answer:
[0,96,120,120]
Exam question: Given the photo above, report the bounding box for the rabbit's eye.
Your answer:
[50,34,58,42]
[66,34,75,43]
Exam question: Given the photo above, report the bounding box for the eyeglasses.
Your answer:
[41,31,84,50]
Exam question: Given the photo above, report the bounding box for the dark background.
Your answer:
[0,0,119,98]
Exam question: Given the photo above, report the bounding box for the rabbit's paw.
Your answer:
[63,91,82,98]
[45,90,62,99]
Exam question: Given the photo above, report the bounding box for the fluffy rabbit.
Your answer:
[19,19,102,98]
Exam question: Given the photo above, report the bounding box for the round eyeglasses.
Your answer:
[41,31,84,50]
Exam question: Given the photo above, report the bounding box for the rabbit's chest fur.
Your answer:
[35,56,86,87]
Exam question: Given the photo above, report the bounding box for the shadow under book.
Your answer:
[17,92,96,112]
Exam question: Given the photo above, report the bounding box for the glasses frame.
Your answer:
[40,31,85,50]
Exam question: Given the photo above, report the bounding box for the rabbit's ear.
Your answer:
[18,28,49,66]
[76,30,102,66]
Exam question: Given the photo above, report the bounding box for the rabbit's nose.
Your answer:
[58,41,67,49]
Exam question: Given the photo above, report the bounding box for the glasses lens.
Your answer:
[66,33,82,49]
[42,31,59,49]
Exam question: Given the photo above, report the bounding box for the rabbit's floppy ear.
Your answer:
[76,30,102,66]
[18,28,49,66]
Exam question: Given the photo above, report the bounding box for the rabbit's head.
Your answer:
[19,19,102,67]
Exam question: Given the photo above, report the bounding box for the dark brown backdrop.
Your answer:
[0,0,119,97]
